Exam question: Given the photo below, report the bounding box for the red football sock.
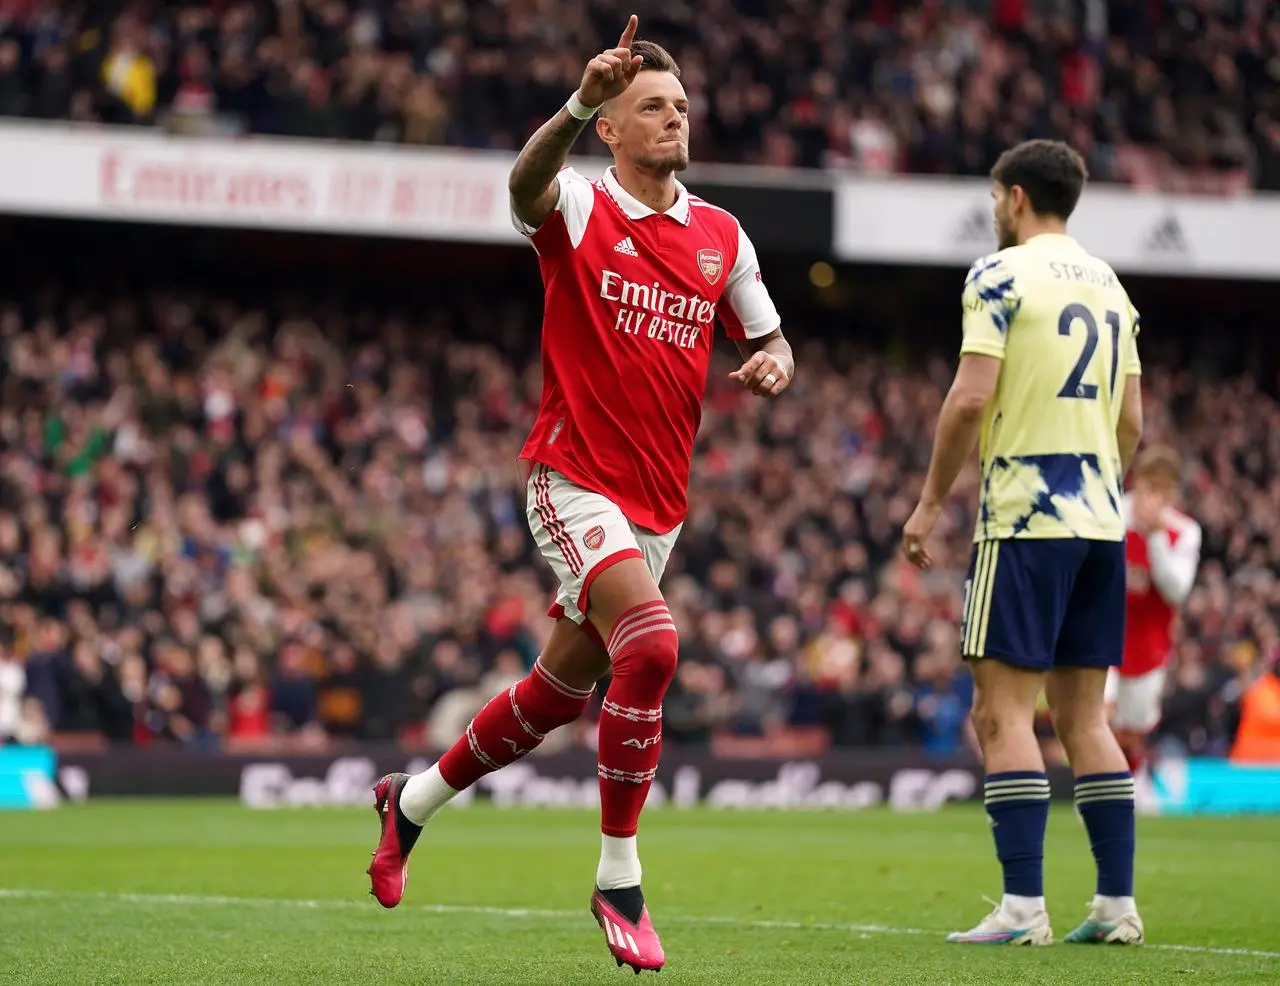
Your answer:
[598,601,679,838]
[437,659,593,790]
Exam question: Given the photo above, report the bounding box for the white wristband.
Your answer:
[565,92,600,121]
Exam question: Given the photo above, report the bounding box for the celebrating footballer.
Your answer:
[364,15,793,974]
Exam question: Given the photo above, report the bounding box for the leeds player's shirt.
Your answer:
[961,233,1141,542]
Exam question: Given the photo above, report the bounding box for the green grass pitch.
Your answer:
[0,799,1277,984]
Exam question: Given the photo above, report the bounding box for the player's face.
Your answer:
[992,182,1018,250]
[600,71,690,174]
[1133,475,1176,511]
[1132,475,1176,533]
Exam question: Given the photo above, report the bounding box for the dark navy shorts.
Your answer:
[961,538,1126,672]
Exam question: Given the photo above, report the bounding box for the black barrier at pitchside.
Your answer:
[55,747,1078,811]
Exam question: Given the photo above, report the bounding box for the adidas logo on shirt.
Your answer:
[613,236,639,257]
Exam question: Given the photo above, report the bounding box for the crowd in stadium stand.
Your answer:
[0,1,1275,191]
[0,285,1270,760]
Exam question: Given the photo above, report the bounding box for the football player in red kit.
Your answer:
[365,16,794,974]
[1109,446,1201,775]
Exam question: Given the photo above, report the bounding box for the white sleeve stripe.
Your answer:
[1147,522,1201,606]
[722,222,781,340]
[509,168,596,249]
[689,198,732,216]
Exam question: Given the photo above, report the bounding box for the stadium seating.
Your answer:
[0,2,1273,188]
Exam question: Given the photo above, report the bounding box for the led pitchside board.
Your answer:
[0,745,58,810]
[1152,758,1280,815]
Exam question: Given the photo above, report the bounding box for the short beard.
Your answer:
[996,223,1017,251]
[632,147,690,175]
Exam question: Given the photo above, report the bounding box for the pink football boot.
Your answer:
[366,773,422,908]
[590,888,666,973]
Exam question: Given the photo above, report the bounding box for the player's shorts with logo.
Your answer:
[961,537,1126,671]
[1105,666,1167,731]
[525,462,681,625]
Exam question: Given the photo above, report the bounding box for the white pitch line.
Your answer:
[1,888,1276,960]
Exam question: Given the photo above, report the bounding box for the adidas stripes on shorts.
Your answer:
[525,462,681,625]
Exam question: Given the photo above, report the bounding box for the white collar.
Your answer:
[601,167,691,226]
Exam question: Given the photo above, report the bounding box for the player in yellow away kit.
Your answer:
[903,140,1146,947]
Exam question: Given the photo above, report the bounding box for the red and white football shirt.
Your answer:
[1121,493,1202,678]
[513,167,781,534]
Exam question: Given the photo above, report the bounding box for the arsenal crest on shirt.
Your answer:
[696,249,723,285]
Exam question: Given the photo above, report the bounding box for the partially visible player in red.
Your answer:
[365,15,793,974]
[1108,446,1201,775]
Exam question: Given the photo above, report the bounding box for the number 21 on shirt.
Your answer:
[1057,302,1122,402]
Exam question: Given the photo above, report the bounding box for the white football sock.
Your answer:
[595,835,642,890]
[1001,894,1047,922]
[398,765,458,825]
[1094,894,1137,919]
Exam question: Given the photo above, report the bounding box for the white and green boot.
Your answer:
[1063,901,1144,945]
[947,897,1054,946]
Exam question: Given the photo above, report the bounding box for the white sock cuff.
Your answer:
[1093,894,1137,918]
[1002,893,1047,920]
[399,765,458,825]
[596,834,642,890]
[533,658,594,699]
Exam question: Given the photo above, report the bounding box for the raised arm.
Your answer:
[508,114,594,230]
[1147,518,1200,606]
[508,16,643,230]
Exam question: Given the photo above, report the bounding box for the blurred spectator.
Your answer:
[912,638,976,758]
[99,13,157,123]
[145,641,216,746]
[269,641,318,735]
[1156,642,1228,758]
[0,634,23,742]
[60,638,132,741]
[1229,649,1280,763]
[0,38,28,117]
[0,2,1271,189]
[664,661,735,745]
[227,646,271,746]
[17,698,51,746]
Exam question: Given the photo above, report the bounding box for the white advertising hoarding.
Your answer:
[834,174,1280,279]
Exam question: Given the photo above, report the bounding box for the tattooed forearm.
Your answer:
[509,108,592,209]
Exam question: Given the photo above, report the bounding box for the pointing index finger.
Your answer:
[731,354,759,381]
[618,14,638,50]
